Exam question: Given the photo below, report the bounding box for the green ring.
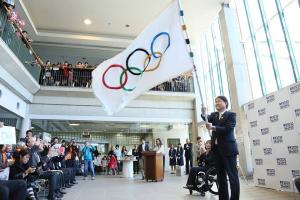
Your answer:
[120,67,143,92]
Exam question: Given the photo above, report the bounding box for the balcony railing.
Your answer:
[0,3,41,81]
[39,67,194,92]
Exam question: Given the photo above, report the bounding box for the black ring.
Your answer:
[126,48,151,75]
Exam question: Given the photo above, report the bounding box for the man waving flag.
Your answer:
[92,1,193,115]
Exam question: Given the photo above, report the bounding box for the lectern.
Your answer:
[142,151,164,182]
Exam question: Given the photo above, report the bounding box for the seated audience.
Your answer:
[9,149,38,200]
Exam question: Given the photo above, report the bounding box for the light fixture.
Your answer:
[125,24,130,28]
[84,19,92,25]
[69,123,80,126]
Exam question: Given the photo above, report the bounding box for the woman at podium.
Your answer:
[153,138,165,168]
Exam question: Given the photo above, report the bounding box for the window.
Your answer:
[199,19,231,111]
[233,0,300,99]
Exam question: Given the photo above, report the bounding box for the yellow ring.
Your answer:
[143,52,163,72]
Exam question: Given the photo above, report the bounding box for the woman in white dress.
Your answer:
[153,138,165,168]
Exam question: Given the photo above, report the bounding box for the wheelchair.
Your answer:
[188,166,219,196]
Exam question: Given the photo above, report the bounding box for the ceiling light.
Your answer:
[69,123,80,126]
[84,19,92,25]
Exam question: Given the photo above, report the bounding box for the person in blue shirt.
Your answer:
[82,142,96,180]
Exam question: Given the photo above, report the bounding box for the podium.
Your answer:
[143,151,164,182]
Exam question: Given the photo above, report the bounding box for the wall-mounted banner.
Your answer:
[0,126,16,144]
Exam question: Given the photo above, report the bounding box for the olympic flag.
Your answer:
[92,1,193,115]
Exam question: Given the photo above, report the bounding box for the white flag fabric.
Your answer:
[92,1,193,115]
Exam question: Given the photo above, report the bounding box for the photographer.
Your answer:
[82,141,95,180]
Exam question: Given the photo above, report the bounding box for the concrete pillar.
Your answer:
[219,6,253,176]
[20,105,31,138]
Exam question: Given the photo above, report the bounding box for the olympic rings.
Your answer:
[101,32,171,92]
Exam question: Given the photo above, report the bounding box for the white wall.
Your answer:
[0,82,27,118]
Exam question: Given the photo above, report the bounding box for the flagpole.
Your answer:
[176,0,209,123]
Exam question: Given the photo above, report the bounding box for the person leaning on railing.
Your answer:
[1,1,44,67]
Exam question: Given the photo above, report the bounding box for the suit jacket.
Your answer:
[184,143,193,158]
[202,111,238,156]
[199,151,214,169]
[137,143,149,158]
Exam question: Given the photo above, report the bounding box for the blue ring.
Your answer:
[150,32,171,59]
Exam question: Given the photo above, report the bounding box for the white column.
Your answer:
[219,6,253,176]
[20,105,31,138]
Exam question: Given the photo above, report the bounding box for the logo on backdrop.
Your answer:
[250,121,257,128]
[295,108,300,117]
[261,128,269,135]
[255,159,263,165]
[248,102,254,110]
[266,169,275,176]
[283,122,294,131]
[270,115,279,123]
[290,83,300,94]
[276,158,287,165]
[253,139,260,146]
[288,145,299,154]
[280,181,291,190]
[272,136,283,144]
[292,170,300,178]
[258,179,266,186]
[279,100,289,109]
[258,108,266,116]
[264,148,272,155]
[266,95,275,103]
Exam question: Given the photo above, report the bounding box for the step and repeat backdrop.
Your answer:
[245,82,300,192]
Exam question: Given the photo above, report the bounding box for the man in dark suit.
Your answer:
[184,139,193,174]
[137,138,149,180]
[201,96,240,200]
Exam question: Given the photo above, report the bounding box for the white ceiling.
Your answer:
[16,0,230,62]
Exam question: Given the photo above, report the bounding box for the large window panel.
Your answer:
[213,66,221,96]
[200,39,210,74]
[206,31,217,67]
[235,0,251,39]
[255,28,277,93]
[284,0,300,72]
[213,20,225,61]
[268,15,295,87]
[262,0,278,20]
[220,61,231,107]
[281,0,296,8]
[204,75,214,111]
[247,0,264,30]
[244,40,263,98]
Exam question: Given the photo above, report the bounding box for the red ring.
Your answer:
[102,64,128,90]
